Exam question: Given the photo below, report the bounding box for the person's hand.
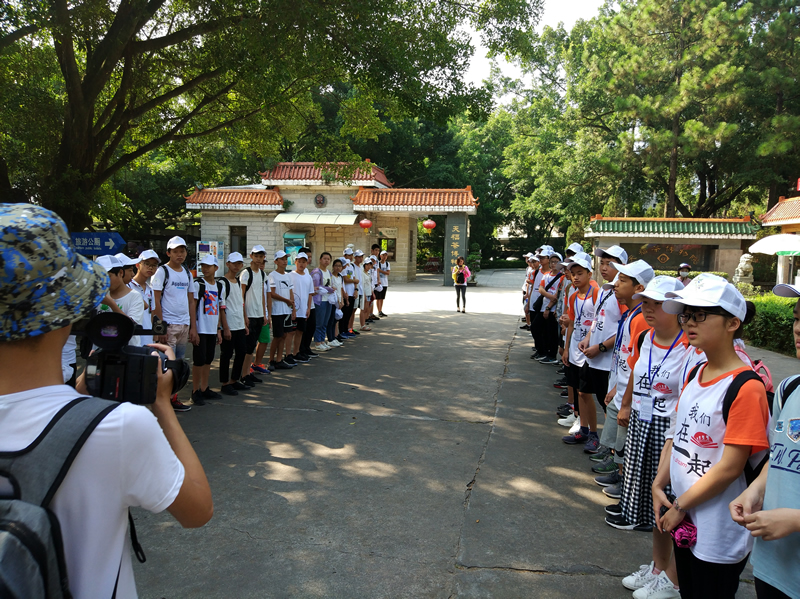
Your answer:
[604,390,615,406]
[618,405,630,427]
[743,508,800,540]
[189,329,199,346]
[244,315,250,329]
[561,352,569,367]
[653,486,673,533]
[101,293,115,307]
[661,505,686,534]
[141,343,176,405]
[223,328,231,341]
[583,344,601,359]
[543,309,550,320]
[578,339,587,352]
[730,485,764,526]
[216,331,222,345]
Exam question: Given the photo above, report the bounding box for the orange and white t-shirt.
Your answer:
[611,306,649,410]
[670,365,769,564]
[627,330,690,418]
[567,286,599,367]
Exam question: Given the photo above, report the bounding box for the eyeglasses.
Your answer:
[677,310,726,324]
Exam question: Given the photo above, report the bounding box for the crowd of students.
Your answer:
[523,244,800,599]
[67,238,392,412]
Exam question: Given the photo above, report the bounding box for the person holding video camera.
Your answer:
[0,203,212,599]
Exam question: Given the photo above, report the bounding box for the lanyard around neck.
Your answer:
[646,330,683,390]
[614,303,642,354]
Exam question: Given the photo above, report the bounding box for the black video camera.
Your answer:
[71,312,189,404]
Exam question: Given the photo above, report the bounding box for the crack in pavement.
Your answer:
[447,321,516,596]
[454,563,630,578]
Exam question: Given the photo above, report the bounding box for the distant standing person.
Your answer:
[376,250,390,317]
[453,256,471,313]
[677,263,692,286]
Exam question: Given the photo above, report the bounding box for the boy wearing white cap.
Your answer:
[350,250,364,334]
[268,250,296,370]
[730,282,800,599]
[129,249,160,347]
[240,245,268,378]
[219,252,251,394]
[152,236,197,412]
[377,249,390,317]
[287,252,314,364]
[96,255,145,347]
[190,255,228,405]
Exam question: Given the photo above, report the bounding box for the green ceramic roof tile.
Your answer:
[586,219,758,237]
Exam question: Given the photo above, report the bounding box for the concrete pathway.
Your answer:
[133,270,773,597]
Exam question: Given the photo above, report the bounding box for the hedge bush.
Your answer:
[744,295,796,356]
[653,270,730,280]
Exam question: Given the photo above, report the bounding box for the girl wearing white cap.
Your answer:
[729,283,800,599]
[653,276,769,598]
[607,276,688,599]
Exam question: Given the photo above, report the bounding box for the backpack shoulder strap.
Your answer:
[159,264,170,287]
[686,362,705,386]
[722,370,765,423]
[777,375,800,413]
[636,329,649,354]
[194,277,204,297]
[0,397,119,506]
[218,277,231,299]
[243,267,255,295]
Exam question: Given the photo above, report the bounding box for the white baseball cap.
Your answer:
[251,245,266,254]
[166,236,187,250]
[363,259,372,267]
[227,252,244,263]
[566,242,584,255]
[295,252,308,260]
[593,245,628,265]
[566,256,592,272]
[199,254,218,267]
[774,284,800,298]
[663,273,746,321]
[610,259,655,287]
[114,252,141,267]
[138,249,160,263]
[96,255,124,271]
[536,249,554,258]
[633,275,685,301]
[274,250,287,260]
[354,249,364,257]
[551,252,562,263]
[602,274,619,291]
[380,250,388,255]
[343,248,354,255]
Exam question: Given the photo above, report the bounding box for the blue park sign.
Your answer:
[71,232,126,256]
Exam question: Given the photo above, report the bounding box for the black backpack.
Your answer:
[195,277,226,304]
[456,270,465,285]
[0,397,121,598]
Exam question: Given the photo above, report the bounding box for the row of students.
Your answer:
[529,251,797,598]
[98,238,391,411]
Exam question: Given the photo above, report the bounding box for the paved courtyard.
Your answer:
[133,270,774,598]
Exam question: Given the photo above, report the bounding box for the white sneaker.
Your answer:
[632,571,680,599]
[328,340,342,347]
[568,420,581,435]
[315,343,330,351]
[557,413,577,427]
[623,562,656,591]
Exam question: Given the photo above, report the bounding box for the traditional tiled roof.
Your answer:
[259,162,392,188]
[761,197,800,227]
[586,216,758,239]
[351,187,478,213]
[185,186,283,211]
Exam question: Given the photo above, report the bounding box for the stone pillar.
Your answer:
[444,213,468,286]
[777,255,790,285]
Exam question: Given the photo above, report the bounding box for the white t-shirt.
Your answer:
[151,265,192,326]
[193,279,226,335]
[586,289,624,371]
[342,263,356,297]
[290,270,314,317]
[528,269,543,308]
[568,287,598,367]
[628,331,690,417]
[239,267,267,319]
[62,335,77,382]
[268,270,294,316]
[222,277,245,331]
[378,261,390,287]
[539,272,562,312]
[353,263,364,294]
[0,386,184,599]
[97,289,145,347]
[331,273,344,305]
[128,279,154,346]
[318,268,333,302]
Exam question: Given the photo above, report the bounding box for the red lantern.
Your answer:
[359,218,372,234]
[422,219,436,234]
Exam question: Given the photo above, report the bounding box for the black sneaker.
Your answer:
[633,523,653,532]
[221,384,239,396]
[171,397,191,412]
[336,335,347,343]
[560,390,569,398]
[530,353,541,360]
[557,407,572,418]
[370,315,380,320]
[379,312,388,317]
[267,361,276,371]
[519,324,530,330]
[284,355,297,365]
[191,390,206,406]
[244,373,262,384]
[306,350,319,358]
[275,360,293,370]
[203,388,222,399]
[237,378,255,389]
[595,470,622,487]
[556,403,572,411]
[605,514,636,531]
[605,503,622,516]
[294,353,310,363]
[556,367,566,375]
[553,379,568,389]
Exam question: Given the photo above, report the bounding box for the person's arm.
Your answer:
[562,321,574,366]
[618,373,635,427]
[149,345,213,527]
[219,299,229,342]
[100,294,126,315]
[653,438,674,532]
[661,444,753,533]
[730,462,769,527]
[306,292,313,318]
[289,289,297,320]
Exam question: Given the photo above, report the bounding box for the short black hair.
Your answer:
[371,244,380,250]
[332,258,343,267]
[320,251,332,260]
[300,247,311,254]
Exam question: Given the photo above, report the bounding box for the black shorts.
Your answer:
[193,333,217,366]
[245,317,264,354]
[565,361,581,390]
[374,287,387,300]
[271,313,293,338]
[579,364,610,396]
[294,317,307,332]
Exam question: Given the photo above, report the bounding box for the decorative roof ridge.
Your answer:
[591,215,752,223]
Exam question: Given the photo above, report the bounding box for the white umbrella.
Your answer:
[749,234,800,256]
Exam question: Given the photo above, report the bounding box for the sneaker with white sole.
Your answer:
[623,562,657,591]
[632,570,680,599]
[568,420,580,435]
[315,343,330,351]
[558,413,577,427]
[328,340,342,347]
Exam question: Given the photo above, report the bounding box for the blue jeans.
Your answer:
[315,301,332,342]
[327,303,338,341]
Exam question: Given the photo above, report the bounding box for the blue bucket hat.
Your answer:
[1,203,110,340]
